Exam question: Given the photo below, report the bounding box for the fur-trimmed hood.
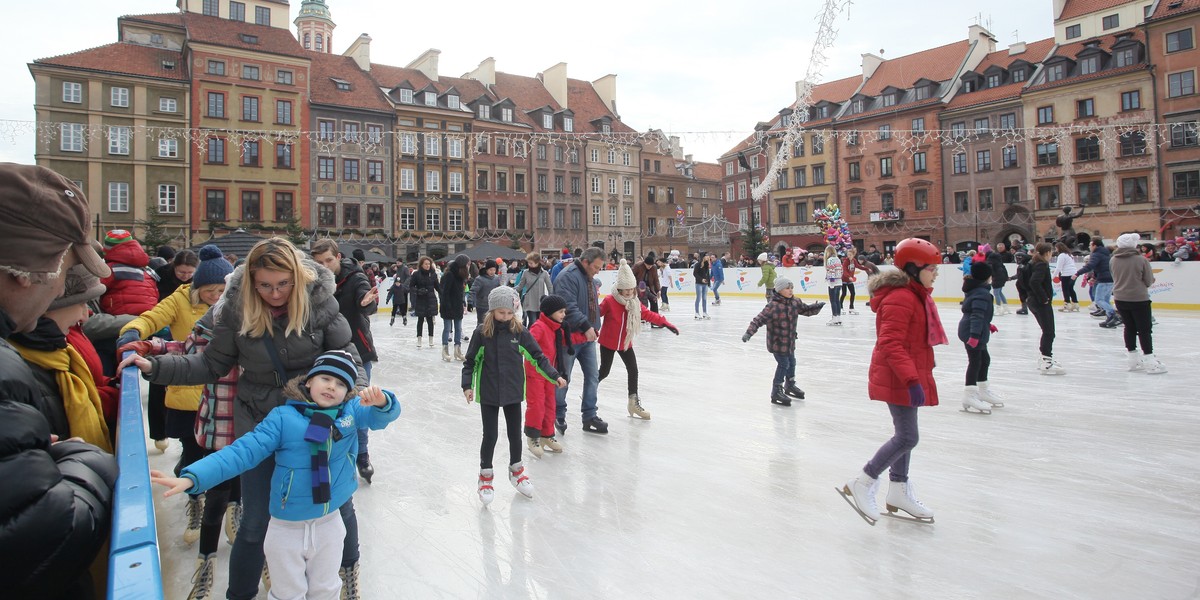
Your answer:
[221,257,339,328]
[867,268,910,294]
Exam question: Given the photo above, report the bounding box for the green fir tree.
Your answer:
[136,202,172,252]
[741,208,768,259]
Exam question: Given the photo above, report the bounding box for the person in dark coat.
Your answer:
[958,262,1002,413]
[742,277,824,405]
[631,253,660,314]
[409,256,440,348]
[156,249,199,301]
[1028,242,1065,375]
[440,254,471,362]
[984,245,1011,314]
[386,262,411,327]
[1076,238,1117,326]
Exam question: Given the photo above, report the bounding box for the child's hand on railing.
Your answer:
[117,353,152,374]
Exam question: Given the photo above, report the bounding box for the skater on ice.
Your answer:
[1028,242,1067,375]
[1111,233,1167,374]
[741,277,824,406]
[597,260,679,421]
[957,260,1002,414]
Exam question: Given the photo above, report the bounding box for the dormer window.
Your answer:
[963,80,977,93]
[915,86,930,100]
[987,74,1002,88]
[398,89,413,103]
[1046,64,1065,82]
[151,33,164,46]
[543,114,553,129]
[882,93,897,107]
[1079,56,1099,75]
[332,78,351,91]
[1011,68,1027,82]
[500,107,513,122]
[602,123,611,133]
[1114,47,1137,67]
[162,60,176,70]
[478,104,491,119]
[852,99,864,113]
[816,106,830,119]
[447,95,460,109]
[240,34,259,45]
[781,114,792,127]
[424,92,437,106]
[564,116,574,132]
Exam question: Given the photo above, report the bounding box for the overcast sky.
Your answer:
[1,0,1055,165]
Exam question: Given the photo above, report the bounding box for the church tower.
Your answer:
[295,0,335,53]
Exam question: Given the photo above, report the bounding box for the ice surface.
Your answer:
[151,297,1200,599]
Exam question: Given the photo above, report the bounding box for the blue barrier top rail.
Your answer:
[108,358,163,600]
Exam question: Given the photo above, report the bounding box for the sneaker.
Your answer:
[582,416,609,434]
[509,462,534,498]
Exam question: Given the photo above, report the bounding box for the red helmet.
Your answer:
[893,238,940,270]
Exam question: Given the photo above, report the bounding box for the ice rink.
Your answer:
[153,295,1200,599]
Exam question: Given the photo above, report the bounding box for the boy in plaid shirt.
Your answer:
[742,278,824,406]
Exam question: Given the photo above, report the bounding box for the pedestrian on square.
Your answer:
[517,251,554,327]
[599,260,678,421]
[693,254,712,319]
[710,253,725,305]
[440,254,470,362]
[409,256,440,348]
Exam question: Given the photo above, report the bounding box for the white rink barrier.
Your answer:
[376,262,1200,311]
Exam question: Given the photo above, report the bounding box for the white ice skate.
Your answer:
[961,386,992,414]
[837,470,879,526]
[478,469,495,506]
[541,437,563,453]
[1039,356,1066,375]
[526,437,544,459]
[183,495,204,544]
[509,462,534,498]
[1141,354,1168,375]
[884,481,934,523]
[977,381,1005,408]
[1127,350,1145,372]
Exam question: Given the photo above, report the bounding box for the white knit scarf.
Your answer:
[611,288,641,350]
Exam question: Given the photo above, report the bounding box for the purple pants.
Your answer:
[864,403,919,482]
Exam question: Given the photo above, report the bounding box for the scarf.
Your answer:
[551,320,574,374]
[917,284,949,347]
[298,404,341,504]
[611,288,641,351]
[580,267,598,324]
[12,341,113,452]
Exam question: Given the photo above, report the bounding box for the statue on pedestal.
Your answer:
[1055,206,1085,248]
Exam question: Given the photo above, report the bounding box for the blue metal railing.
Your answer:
[108,357,164,599]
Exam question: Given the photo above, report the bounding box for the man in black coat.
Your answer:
[0,163,118,600]
[311,239,380,481]
[985,246,1012,314]
[862,244,883,265]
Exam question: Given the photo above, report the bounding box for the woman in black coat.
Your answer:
[409,256,440,347]
[439,254,471,360]
[985,247,1011,314]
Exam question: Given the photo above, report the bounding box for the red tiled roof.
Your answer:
[1058,0,1135,21]
[567,78,636,133]
[438,75,493,106]
[809,74,863,104]
[307,52,391,112]
[838,96,943,123]
[946,38,1056,109]
[368,63,435,92]
[34,42,188,81]
[858,40,971,96]
[180,12,306,58]
[1025,31,1150,92]
[492,72,562,130]
[693,162,723,182]
[1149,0,1200,19]
[120,13,185,28]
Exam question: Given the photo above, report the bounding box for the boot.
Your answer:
[1141,353,1168,375]
[771,384,791,406]
[784,379,805,400]
[261,564,271,593]
[885,480,934,521]
[541,437,563,453]
[509,462,534,498]
[339,561,360,600]
[526,436,544,458]
[1127,350,1145,372]
[555,418,567,436]
[976,381,1005,408]
[427,335,434,348]
[1056,302,1069,313]
[186,553,216,600]
[1017,302,1029,315]
[662,303,670,312]
[1090,306,1106,317]
[454,345,465,361]
[356,453,374,484]
[389,315,395,326]
[478,469,495,505]
[154,439,169,453]
[184,495,204,544]
[442,344,451,362]
[1039,355,1066,375]
[627,393,651,420]
[417,336,422,349]
[840,470,880,524]
[224,501,242,545]
[1099,313,1120,328]
[582,416,609,434]
[403,316,408,325]
[1070,303,1081,312]
[962,386,992,414]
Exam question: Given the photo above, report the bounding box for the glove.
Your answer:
[742,333,751,343]
[907,384,926,407]
[967,337,979,348]
[665,323,679,335]
[116,330,140,349]
[989,324,998,333]
[118,339,160,357]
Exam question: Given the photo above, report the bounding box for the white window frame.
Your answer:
[399,168,415,191]
[60,123,84,152]
[478,104,491,119]
[448,208,463,231]
[108,182,129,212]
[425,207,441,231]
[157,184,178,213]
[108,126,130,155]
[725,161,733,175]
[607,150,616,164]
[609,205,617,226]
[500,107,513,122]
[623,179,632,196]
[426,170,441,192]
[399,89,414,104]
[448,138,463,159]
[608,178,617,194]
[447,95,460,110]
[158,138,178,158]
[111,87,129,108]
[564,117,574,132]
[424,134,440,156]
[424,91,437,106]
[591,176,601,193]
[592,205,601,225]
[399,207,415,230]
[159,97,177,112]
[401,132,416,154]
[448,172,463,193]
[624,206,632,226]
[622,152,631,166]
[63,82,82,103]
[701,188,709,199]
[543,114,553,129]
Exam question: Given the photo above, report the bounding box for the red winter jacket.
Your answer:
[867,270,940,407]
[598,293,670,351]
[525,315,585,411]
[67,326,118,432]
[100,241,159,316]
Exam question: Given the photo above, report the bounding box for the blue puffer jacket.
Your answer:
[957,278,995,344]
[554,261,601,333]
[1076,245,1113,283]
[182,391,400,520]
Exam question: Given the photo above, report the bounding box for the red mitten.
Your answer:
[967,337,980,348]
[118,339,159,357]
[989,324,998,333]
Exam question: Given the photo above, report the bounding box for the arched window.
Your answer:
[304,33,311,49]
[315,34,323,51]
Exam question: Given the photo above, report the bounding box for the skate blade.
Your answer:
[960,406,992,415]
[836,486,877,526]
[882,506,935,524]
[984,402,1004,408]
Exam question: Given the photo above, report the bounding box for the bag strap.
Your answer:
[261,334,288,387]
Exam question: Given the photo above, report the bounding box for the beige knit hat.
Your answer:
[615,259,637,290]
[48,264,106,310]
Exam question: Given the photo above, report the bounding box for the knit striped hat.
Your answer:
[104,229,134,249]
[306,350,358,393]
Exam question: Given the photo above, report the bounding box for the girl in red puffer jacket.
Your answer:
[839,238,946,526]
[99,229,160,316]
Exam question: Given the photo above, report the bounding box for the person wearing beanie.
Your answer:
[742,276,825,407]
[550,250,573,284]
[1111,232,1166,373]
[150,350,400,600]
[631,253,660,315]
[100,228,160,317]
[958,259,1002,414]
[517,251,554,327]
[50,265,121,434]
[693,254,713,319]
[756,252,777,302]
[462,285,565,505]
[471,259,501,323]
[597,260,678,421]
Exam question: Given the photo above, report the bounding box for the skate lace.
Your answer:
[188,559,215,599]
[227,503,242,539]
[905,483,928,509]
[341,565,360,599]
[186,498,204,531]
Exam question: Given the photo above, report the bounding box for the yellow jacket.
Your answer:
[120,284,210,411]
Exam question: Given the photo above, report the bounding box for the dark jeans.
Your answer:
[598,346,638,394]
[1029,302,1056,357]
[1116,299,1154,354]
[147,382,167,440]
[1060,275,1078,303]
[828,286,842,317]
[524,311,539,328]
[772,352,796,385]
[391,301,408,318]
[415,315,435,337]
[964,342,990,386]
[644,290,659,315]
[660,286,670,306]
[198,470,241,555]
[441,318,463,346]
[864,403,919,482]
[840,282,856,310]
[480,403,522,469]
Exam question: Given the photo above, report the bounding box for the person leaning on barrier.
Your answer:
[0,163,118,600]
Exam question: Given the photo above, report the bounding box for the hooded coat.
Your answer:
[439,255,470,320]
[471,272,501,314]
[1110,247,1155,302]
[331,258,378,363]
[985,251,1009,287]
[409,265,440,318]
[958,277,995,344]
[517,266,554,312]
[120,284,211,411]
[146,259,366,438]
[866,270,940,407]
[1028,260,1054,306]
[100,240,160,316]
[1076,245,1113,282]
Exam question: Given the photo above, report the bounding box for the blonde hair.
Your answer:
[240,238,316,338]
[823,245,837,261]
[189,283,225,307]
[480,308,524,338]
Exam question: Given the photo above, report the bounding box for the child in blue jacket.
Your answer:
[151,350,400,599]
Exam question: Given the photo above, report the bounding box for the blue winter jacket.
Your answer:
[957,278,995,344]
[1076,245,1113,282]
[554,261,601,333]
[181,391,400,520]
[711,260,725,283]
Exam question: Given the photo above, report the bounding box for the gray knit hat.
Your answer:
[489,285,521,313]
[48,264,106,310]
[774,277,794,292]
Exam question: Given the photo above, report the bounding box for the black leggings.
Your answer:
[964,342,991,386]
[1115,300,1154,354]
[147,383,167,440]
[173,431,205,478]
[391,301,408,318]
[1060,275,1078,303]
[839,282,856,310]
[598,346,639,395]
[199,471,241,555]
[415,315,435,337]
[480,403,522,469]
[1029,302,1056,357]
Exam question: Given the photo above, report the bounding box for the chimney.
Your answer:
[861,53,884,80]
[969,24,998,53]
[466,57,496,87]
[407,48,440,81]
[541,62,569,108]
[344,34,372,72]
[795,80,814,104]
[1008,41,1027,56]
[592,74,618,115]
[1053,0,1069,20]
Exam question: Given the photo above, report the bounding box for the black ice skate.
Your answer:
[582,416,609,434]
[356,453,374,484]
[784,380,805,400]
[770,385,792,406]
